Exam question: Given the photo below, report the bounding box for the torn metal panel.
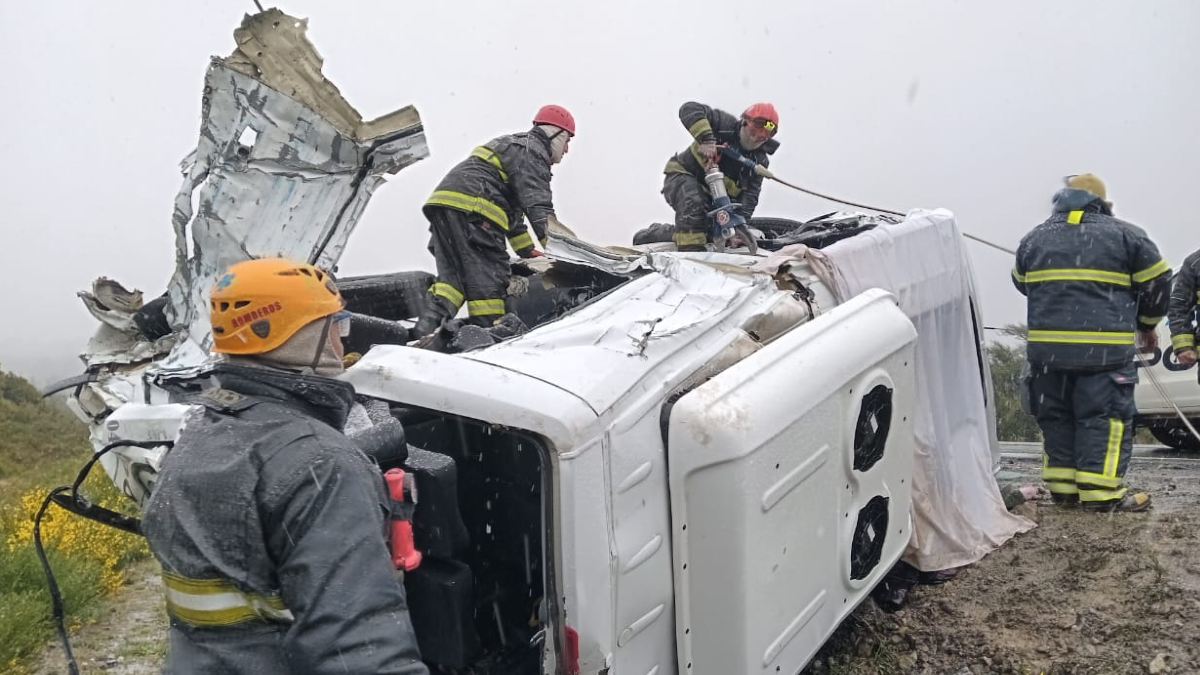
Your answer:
[82,323,175,369]
[164,8,428,360]
[78,278,176,368]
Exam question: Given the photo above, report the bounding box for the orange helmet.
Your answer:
[209,258,344,355]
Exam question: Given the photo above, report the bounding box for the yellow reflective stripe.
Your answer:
[426,190,509,230]
[1067,210,1084,224]
[690,143,707,167]
[1012,268,1027,283]
[470,146,508,181]
[1079,487,1128,502]
[1137,316,1164,325]
[1172,333,1196,350]
[430,282,464,308]
[1196,290,1200,302]
[673,230,708,246]
[508,231,534,251]
[1076,471,1122,489]
[1132,259,1170,283]
[1041,466,1077,481]
[1023,268,1130,286]
[1102,418,1123,478]
[466,298,505,317]
[1027,330,1135,345]
[1044,481,1079,495]
[161,572,293,627]
[688,118,713,139]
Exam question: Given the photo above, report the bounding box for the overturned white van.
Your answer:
[54,8,1031,675]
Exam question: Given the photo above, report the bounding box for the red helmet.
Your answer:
[741,102,779,134]
[532,104,576,136]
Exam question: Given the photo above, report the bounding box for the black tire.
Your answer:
[336,271,432,321]
[1148,420,1200,452]
[756,216,876,252]
[343,312,411,355]
[747,217,808,237]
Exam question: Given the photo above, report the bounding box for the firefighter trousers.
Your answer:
[412,206,510,338]
[1029,362,1138,503]
[662,172,710,251]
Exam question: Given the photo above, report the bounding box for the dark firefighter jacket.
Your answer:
[663,101,777,220]
[424,126,559,255]
[141,363,428,675]
[1012,188,1171,369]
[1168,248,1200,352]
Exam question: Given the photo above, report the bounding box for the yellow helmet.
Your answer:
[1064,173,1107,201]
[209,258,344,355]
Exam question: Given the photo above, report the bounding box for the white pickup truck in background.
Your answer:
[1135,320,1200,451]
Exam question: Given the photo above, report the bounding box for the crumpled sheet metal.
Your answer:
[78,277,145,332]
[476,255,779,415]
[164,9,428,358]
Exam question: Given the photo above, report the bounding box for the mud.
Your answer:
[30,560,165,675]
[805,454,1200,675]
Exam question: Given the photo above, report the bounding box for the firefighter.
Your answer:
[1168,247,1200,368]
[662,101,780,251]
[141,258,428,675]
[1013,174,1171,512]
[411,105,576,340]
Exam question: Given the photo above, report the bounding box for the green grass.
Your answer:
[0,545,110,670]
[0,365,150,674]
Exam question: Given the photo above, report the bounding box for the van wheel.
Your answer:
[336,271,433,321]
[747,217,807,237]
[1148,420,1200,452]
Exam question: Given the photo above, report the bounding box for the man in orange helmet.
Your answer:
[141,258,429,675]
[662,101,780,251]
[411,105,576,341]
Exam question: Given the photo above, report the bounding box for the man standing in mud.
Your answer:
[141,258,428,675]
[1013,174,1171,512]
[411,105,576,341]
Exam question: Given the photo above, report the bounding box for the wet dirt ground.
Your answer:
[30,452,1200,675]
[804,451,1200,675]
[29,560,165,675]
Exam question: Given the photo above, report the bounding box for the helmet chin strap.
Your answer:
[309,314,335,374]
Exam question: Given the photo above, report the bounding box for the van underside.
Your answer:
[372,404,555,674]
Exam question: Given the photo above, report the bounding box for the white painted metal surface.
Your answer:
[474,254,812,416]
[92,403,193,508]
[667,289,916,675]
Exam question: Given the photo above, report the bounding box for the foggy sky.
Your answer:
[2,0,1197,384]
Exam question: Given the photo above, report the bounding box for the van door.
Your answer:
[666,288,917,675]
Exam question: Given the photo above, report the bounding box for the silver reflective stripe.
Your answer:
[162,572,295,627]
[164,585,295,623]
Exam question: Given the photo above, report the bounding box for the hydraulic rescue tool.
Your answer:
[705,148,758,254]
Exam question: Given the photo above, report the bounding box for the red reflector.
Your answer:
[564,625,580,675]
